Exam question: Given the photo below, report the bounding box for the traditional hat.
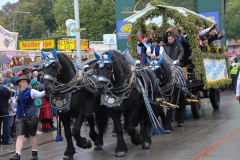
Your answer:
[22,68,30,75]
[159,41,165,46]
[16,75,30,85]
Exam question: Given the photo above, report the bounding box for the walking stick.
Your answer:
[55,111,63,142]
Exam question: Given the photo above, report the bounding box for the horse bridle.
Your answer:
[43,58,62,86]
[96,58,114,83]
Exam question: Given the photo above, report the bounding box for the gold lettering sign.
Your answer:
[57,39,89,51]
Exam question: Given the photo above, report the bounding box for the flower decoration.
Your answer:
[84,48,95,53]
[207,45,210,51]
[129,2,231,89]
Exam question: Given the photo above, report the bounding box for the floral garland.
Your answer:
[129,2,231,89]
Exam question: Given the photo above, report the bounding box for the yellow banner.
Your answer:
[19,39,55,50]
[57,39,89,51]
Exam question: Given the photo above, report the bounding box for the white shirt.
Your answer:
[236,74,240,96]
[198,27,211,37]
[12,89,46,109]
[147,46,164,56]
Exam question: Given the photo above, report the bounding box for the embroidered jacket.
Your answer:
[13,88,45,118]
[17,88,35,118]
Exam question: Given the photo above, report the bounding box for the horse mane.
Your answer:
[104,50,131,86]
[155,61,172,86]
[57,53,76,80]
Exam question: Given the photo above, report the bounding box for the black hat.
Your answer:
[16,75,30,85]
[152,38,159,43]
[22,68,30,75]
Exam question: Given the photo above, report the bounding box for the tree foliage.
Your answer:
[0,2,18,30]
[54,0,116,41]
[225,0,240,40]
[13,0,57,39]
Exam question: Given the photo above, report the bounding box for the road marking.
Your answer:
[192,128,240,160]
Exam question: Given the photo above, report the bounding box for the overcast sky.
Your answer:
[0,0,18,9]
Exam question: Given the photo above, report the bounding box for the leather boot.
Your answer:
[31,151,38,160]
[9,153,20,160]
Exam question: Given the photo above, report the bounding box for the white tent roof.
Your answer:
[124,5,215,26]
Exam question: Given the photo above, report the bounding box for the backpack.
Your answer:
[33,89,42,108]
[34,97,42,108]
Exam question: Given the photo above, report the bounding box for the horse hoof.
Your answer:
[115,151,125,157]
[112,132,117,137]
[63,155,73,160]
[164,130,172,134]
[177,123,184,127]
[94,144,103,150]
[85,140,92,149]
[78,139,92,149]
[142,142,150,150]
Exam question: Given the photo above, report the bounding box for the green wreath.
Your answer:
[129,3,231,89]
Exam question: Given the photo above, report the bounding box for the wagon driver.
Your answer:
[146,38,164,64]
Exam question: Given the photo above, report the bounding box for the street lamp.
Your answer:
[74,0,81,61]
[13,11,31,32]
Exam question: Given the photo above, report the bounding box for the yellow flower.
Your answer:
[207,47,210,51]
[223,46,227,51]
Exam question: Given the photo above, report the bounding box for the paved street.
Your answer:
[1,91,240,160]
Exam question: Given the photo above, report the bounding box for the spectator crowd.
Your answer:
[0,67,57,146]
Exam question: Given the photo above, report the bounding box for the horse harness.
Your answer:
[43,57,97,111]
[96,58,139,108]
[101,68,138,108]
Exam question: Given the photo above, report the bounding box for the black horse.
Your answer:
[152,57,187,133]
[42,52,108,160]
[93,50,159,157]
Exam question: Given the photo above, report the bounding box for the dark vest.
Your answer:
[150,46,160,57]
[17,88,36,118]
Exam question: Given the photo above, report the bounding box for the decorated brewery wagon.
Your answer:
[124,3,231,118]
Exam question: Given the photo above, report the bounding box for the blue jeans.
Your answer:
[0,116,10,143]
[36,108,40,117]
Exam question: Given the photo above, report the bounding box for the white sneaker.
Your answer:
[37,130,43,135]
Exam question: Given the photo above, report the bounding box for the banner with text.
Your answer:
[199,12,219,29]
[204,58,228,82]
[117,21,132,40]
[57,39,89,51]
[0,25,18,50]
[19,39,55,50]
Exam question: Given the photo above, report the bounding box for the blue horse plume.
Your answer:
[41,51,47,60]
[146,57,151,64]
[53,49,57,58]
[157,56,164,65]
[94,52,101,59]
[107,51,112,60]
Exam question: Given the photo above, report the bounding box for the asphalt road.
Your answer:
[2,90,240,160]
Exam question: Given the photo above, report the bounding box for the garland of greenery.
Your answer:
[129,2,231,89]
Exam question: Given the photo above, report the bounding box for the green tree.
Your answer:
[13,0,57,39]
[53,0,74,36]
[225,0,240,40]
[0,2,18,30]
[54,0,115,40]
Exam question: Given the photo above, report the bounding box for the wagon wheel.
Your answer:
[191,90,202,119]
[209,89,220,110]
